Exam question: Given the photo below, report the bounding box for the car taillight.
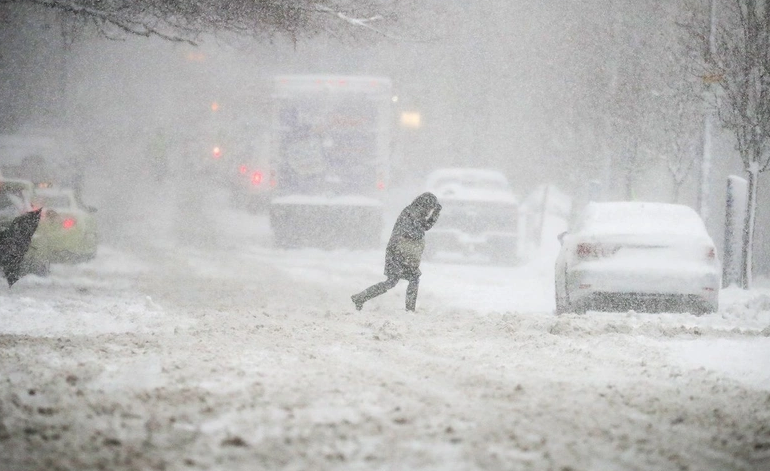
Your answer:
[251,171,263,185]
[238,165,248,175]
[62,218,76,229]
[707,247,716,259]
[576,243,599,259]
[212,146,222,159]
[576,243,619,259]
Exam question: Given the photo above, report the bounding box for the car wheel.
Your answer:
[693,301,718,316]
[246,195,268,214]
[30,260,50,277]
[273,230,299,249]
[566,289,587,314]
[555,297,568,315]
[555,283,567,315]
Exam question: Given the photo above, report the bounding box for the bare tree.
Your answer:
[658,101,700,203]
[607,50,660,201]
[687,0,770,288]
[649,37,703,203]
[0,0,406,44]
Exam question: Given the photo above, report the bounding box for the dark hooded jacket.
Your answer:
[0,209,42,287]
[384,192,441,279]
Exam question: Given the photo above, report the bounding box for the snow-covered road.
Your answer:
[2,205,770,471]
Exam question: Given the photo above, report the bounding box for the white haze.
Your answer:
[2,2,770,470]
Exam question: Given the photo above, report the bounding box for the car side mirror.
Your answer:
[557,231,567,245]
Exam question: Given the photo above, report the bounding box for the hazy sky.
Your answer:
[0,1,763,248]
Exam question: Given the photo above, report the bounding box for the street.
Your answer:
[1,199,769,471]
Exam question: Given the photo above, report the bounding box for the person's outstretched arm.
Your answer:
[422,204,442,231]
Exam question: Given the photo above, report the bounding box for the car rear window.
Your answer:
[579,203,707,237]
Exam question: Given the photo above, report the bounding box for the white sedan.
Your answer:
[554,201,721,315]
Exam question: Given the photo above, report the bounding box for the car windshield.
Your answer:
[432,177,509,191]
[36,195,72,209]
[436,200,517,231]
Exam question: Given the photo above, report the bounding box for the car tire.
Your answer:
[28,260,50,277]
[555,283,567,315]
[693,301,718,316]
[566,289,586,314]
[273,230,299,249]
[555,298,568,315]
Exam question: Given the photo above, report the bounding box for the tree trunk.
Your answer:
[625,171,634,200]
[740,166,759,289]
[698,109,713,222]
[672,177,682,203]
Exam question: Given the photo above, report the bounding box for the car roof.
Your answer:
[425,167,509,187]
[425,168,517,204]
[34,187,74,197]
[0,178,34,190]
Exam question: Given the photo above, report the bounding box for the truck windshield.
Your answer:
[276,95,380,195]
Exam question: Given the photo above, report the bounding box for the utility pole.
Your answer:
[697,0,718,224]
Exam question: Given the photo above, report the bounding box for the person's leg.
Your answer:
[405,275,420,311]
[352,277,399,310]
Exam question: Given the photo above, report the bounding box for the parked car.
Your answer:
[31,186,98,263]
[554,201,721,315]
[0,178,49,275]
[423,168,519,264]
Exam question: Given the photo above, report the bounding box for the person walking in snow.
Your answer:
[351,192,442,312]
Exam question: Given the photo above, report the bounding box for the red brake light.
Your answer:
[238,165,248,174]
[576,243,619,259]
[213,146,222,159]
[62,218,76,229]
[576,243,598,259]
[377,181,385,190]
[251,171,263,185]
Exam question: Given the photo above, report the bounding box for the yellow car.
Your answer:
[32,187,98,263]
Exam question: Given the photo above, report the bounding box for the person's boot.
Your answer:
[352,278,399,311]
[351,294,364,311]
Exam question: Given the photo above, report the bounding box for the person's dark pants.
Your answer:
[353,275,420,311]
